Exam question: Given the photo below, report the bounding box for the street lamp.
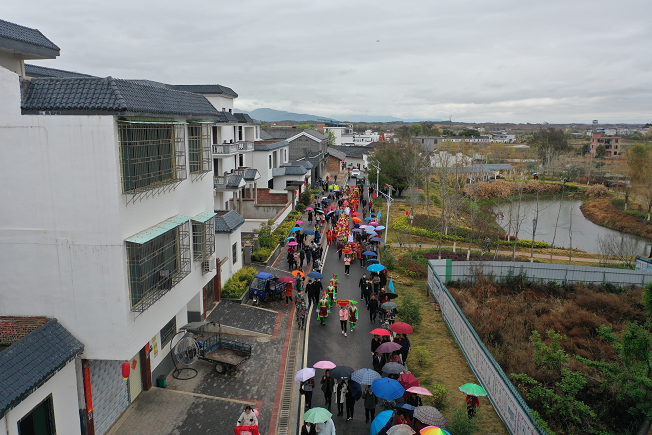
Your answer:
[530,218,538,263]
[369,161,380,194]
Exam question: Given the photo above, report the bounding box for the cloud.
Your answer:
[2,0,650,123]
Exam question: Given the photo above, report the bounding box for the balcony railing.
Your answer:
[212,141,254,155]
[214,175,228,189]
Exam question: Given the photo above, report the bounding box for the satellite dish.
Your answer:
[170,333,200,380]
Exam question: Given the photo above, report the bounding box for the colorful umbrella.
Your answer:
[303,407,332,423]
[308,271,323,279]
[296,220,304,224]
[371,237,385,243]
[330,366,354,380]
[367,264,385,272]
[288,241,298,246]
[291,270,305,277]
[414,407,448,427]
[286,236,296,241]
[351,368,382,385]
[326,210,335,215]
[364,217,373,220]
[291,226,302,231]
[390,322,414,334]
[370,328,391,336]
[375,225,386,230]
[398,373,419,390]
[382,362,406,374]
[371,410,394,435]
[371,378,405,400]
[387,424,416,435]
[313,360,336,369]
[381,301,398,310]
[279,276,295,283]
[407,386,433,396]
[376,341,403,354]
[306,207,314,211]
[458,383,487,397]
[294,367,316,382]
[351,228,362,233]
[351,217,362,223]
[369,221,380,227]
[418,427,451,435]
[363,251,377,256]
[352,212,361,217]
[303,229,315,235]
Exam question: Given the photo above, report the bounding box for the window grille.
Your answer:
[188,123,212,178]
[127,221,191,313]
[119,122,187,203]
[192,218,215,262]
[160,316,177,347]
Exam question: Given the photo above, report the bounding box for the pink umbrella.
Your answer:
[296,220,304,224]
[306,207,314,211]
[369,221,380,227]
[288,241,298,246]
[313,360,336,369]
[407,386,433,396]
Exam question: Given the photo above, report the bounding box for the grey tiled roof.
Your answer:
[0,319,83,418]
[280,164,308,175]
[259,130,274,140]
[215,111,239,123]
[214,210,245,233]
[254,140,290,151]
[328,148,346,160]
[263,128,327,141]
[331,145,375,158]
[234,113,254,124]
[25,63,96,79]
[242,168,260,181]
[167,84,238,98]
[22,77,219,118]
[295,160,313,169]
[0,19,59,53]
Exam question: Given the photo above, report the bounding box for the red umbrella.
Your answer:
[370,328,391,336]
[390,322,414,334]
[352,212,361,217]
[279,276,295,283]
[399,373,420,390]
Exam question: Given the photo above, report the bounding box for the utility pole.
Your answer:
[369,162,380,195]
[378,184,394,253]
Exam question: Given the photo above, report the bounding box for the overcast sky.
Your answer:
[4,0,650,123]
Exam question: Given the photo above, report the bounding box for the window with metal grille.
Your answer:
[160,316,177,348]
[192,219,215,261]
[126,222,191,313]
[118,122,187,195]
[232,242,238,264]
[188,123,212,175]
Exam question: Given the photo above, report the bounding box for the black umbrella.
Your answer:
[330,365,355,380]
[379,292,398,300]
[348,380,362,401]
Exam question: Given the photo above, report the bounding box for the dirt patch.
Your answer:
[581,197,652,239]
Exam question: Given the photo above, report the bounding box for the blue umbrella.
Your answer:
[303,229,315,235]
[370,237,384,243]
[365,228,377,233]
[395,403,416,416]
[370,213,377,216]
[371,378,405,401]
[362,251,378,256]
[323,198,332,203]
[307,271,323,279]
[367,259,379,264]
[367,264,386,272]
[351,368,382,385]
[375,225,386,231]
[286,237,296,241]
[291,226,301,231]
[364,217,373,221]
[371,410,394,435]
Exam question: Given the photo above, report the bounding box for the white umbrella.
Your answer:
[294,367,316,382]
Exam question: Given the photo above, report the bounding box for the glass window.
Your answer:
[160,316,177,347]
[188,123,211,175]
[18,395,56,435]
[232,242,238,264]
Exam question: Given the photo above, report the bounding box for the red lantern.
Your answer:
[122,361,130,380]
[405,210,409,215]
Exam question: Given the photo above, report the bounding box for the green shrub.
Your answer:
[412,345,432,367]
[445,406,481,435]
[296,203,307,213]
[222,267,258,298]
[381,249,398,271]
[397,293,422,328]
[251,246,274,262]
[610,197,625,209]
[299,190,312,205]
[255,220,276,248]
[624,209,647,219]
[420,379,448,409]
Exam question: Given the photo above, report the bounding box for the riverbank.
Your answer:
[580,196,652,239]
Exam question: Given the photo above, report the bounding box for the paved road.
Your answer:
[305,177,385,434]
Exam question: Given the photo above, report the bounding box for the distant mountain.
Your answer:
[235,107,438,123]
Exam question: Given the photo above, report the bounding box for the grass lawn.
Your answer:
[396,276,509,435]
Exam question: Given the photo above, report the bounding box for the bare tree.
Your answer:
[596,234,640,268]
[549,182,567,263]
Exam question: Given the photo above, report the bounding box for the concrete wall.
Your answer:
[0,52,23,77]
[0,362,81,435]
[205,95,234,113]
[252,145,290,184]
[0,67,214,362]
[215,229,243,287]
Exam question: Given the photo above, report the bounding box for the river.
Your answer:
[491,198,651,255]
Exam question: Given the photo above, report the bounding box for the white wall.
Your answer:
[147,304,189,372]
[205,95,234,113]
[0,362,81,435]
[0,53,23,77]
[0,67,214,361]
[215,229,243,287]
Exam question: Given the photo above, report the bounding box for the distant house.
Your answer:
[327,147,346,174]
[0,19,60,76]
[331,144,376,170]
[590,132,621,158]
